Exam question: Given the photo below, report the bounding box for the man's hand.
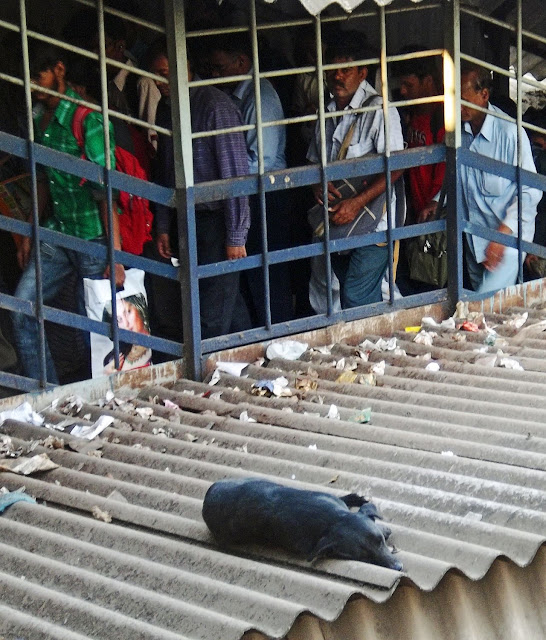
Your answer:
[17,236,32,270]
[226,245,247,260]
[103,263,126,287]
[417,200,439,224]
[483,223,511,272]
[312,181,342,205]
[156,233,172,260]
[329,197,362,226]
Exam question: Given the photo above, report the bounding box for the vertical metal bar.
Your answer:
[96,0,120,368]
[19,0,47,387]
[315,14,334,315]
[515,0,523,284]
[249,0,272,329]
[444,0,464,307]
[164,0,202,380]
[379,6,394,305]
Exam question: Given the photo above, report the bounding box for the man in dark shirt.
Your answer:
[151,51,250,341]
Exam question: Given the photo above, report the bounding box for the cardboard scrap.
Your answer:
[0,452,59,475]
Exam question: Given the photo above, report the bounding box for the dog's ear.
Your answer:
[359,502,383,520]
[307,536,336,562]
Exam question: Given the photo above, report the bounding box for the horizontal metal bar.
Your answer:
[201,287,448,354]
[460,5,546,47]
[460,52,515,80]
[0,292,182,356]
[460,148,546,191]
[70,0,165,33]
[0,133,173,205]
[0,369,56,393]
[193,145,447,202]
[463,222,546,257]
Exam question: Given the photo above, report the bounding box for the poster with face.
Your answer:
[84,269,152,378]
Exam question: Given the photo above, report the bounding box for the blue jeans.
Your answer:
[12,239,107,384]
[331,243,389,308]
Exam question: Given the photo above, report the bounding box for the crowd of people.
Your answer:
[0,4,545,388]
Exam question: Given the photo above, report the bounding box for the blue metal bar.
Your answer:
[0,132,173,205]
[444,0,464,308]
[315,15,334,315]
[165,0,202,381]
[96,0,121,371]
[201,288,449,354]
[379,5,395,305]
[19,0,48,388]
[515,0,524,285]
[0,292,182,357]
[249,0,272,330]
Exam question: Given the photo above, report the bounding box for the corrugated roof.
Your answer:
[1,301,546,639]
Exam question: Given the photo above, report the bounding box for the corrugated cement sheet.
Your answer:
[1,302,546,640]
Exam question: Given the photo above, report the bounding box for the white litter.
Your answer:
[70,416,114,440]
[414,330,437,346]
[208,369,221,386]
[375,337,397,351]
[335,358,346,370]
[499,358,524,371]
[371,361,386,376]
[308,444,318,450]
[474,355,498,368]
[503,312,528,329]
[312,345,332,355]
[105,390,115,403]
[425,362,440,372]
[163,399,179,409]
[463,511,483,522]
[266,340,308,361]
[0,402,44,428]
[421,316,456,331]
[326,404,340,420]
[239,411,257,422]
[441,450,456,457]
[215,361,249,376]
[135,407,154,419]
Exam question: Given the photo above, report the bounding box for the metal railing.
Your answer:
[0,0,544,393]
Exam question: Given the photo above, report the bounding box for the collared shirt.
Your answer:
[155,83,250,247]
[307,79,404,232]
[461,103,541,263]
[231,72,286,173]
[34,86,115,240]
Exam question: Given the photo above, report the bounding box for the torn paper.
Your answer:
[0,402,44,428]
[0,452,59,475]
[70,415,114,440]
[215,361,249,376]
[266,340,308,361]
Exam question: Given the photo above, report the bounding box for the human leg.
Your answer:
[12,241,74,384]
[335,244,389,309]
[196,209,242,339]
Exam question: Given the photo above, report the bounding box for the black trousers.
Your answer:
[146,209,246,344]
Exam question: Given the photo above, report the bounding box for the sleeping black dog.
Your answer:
[202,478,403,571]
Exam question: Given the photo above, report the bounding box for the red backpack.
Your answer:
[71,106,153,255]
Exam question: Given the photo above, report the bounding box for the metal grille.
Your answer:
[0,0,545,392]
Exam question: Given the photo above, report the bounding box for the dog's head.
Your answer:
[308,504,403,571]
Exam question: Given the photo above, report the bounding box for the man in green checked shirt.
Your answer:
[12,44,125,385]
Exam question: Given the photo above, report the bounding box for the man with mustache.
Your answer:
[307,38,404,309]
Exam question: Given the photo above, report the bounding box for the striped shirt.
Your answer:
[35,87,115,239]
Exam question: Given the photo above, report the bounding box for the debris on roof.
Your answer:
[1,303,546,639]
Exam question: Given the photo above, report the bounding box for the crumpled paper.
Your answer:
[0,402,44,428]
[266,340,308,361]
[69,415,115,440]
[414,330,437,346]
[252,377,292,397]
[215,361,249,376]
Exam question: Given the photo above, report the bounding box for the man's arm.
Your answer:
[212,100,251,258]
[99,201,125,286]
[329,170,405,225]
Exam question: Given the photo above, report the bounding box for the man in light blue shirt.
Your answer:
[209,35,293,326]
[460,62,541,294]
